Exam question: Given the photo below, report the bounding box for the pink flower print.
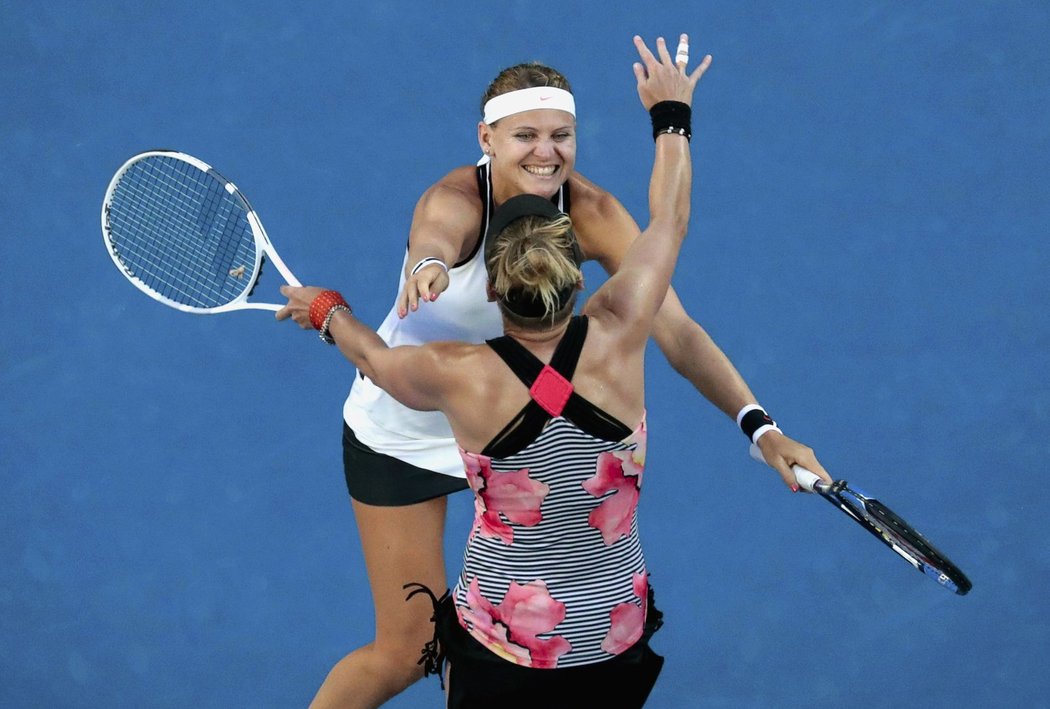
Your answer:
[582,444,645,545]
[461,451,550,545]
[632,570,648,598]
[601,573,648,655]
[459,577,572,668]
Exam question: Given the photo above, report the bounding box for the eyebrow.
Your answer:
[508,124,576,132]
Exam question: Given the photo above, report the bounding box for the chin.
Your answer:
[521,172,566,196]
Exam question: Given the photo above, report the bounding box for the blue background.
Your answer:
[3,2,1047,707]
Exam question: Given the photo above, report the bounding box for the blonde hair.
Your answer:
[485,213,582,325]
[480,63,573,119]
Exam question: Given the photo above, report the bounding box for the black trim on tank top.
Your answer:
[455,165,490,269]
[482,315,633,458]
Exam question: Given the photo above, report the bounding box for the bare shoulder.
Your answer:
[566,172,623,220]
[416,340,496,383]
[566,172,640,264]
[423,165,481,205]
[412,166,483,258]
[418,339,480,366]
[415,340,511,431]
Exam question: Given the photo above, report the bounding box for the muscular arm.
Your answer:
[651,288,756,417]
[325,310,452,412]
[276,286,454,413]
[396,167,482,316]
[585,131,693,353]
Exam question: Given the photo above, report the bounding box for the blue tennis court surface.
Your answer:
[3,2,1048,706]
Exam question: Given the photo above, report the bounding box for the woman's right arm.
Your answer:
[277,284,455,412]
[395,170,481,317]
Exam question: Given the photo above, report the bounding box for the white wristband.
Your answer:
[410,257,449,277]
[750,424,781,444]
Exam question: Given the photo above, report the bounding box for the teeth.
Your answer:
[524,165,557,176]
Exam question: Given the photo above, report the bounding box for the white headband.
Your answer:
[482,86,576,125]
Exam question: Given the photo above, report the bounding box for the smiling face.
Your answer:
[479,109,577,203]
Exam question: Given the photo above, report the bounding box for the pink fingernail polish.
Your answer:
[791,484,800,493]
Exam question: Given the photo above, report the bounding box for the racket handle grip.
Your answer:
[748,443,822,492]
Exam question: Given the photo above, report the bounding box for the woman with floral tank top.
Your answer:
[278,33,828,707]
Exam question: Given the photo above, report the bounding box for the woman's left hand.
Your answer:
[397,262,450,318]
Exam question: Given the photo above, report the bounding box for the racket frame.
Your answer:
[749,444,971,595]
[101,150,301,314]
[815,479,972,595]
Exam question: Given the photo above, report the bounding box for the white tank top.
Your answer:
[343,165,568,477]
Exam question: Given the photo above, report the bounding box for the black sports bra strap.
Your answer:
[483,336,542,390]
[548,315,587,380]
[481,316,631,457]
[485,316,587,387]
[452,165,492,269]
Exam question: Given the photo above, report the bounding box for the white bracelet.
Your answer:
[410,257,449,277]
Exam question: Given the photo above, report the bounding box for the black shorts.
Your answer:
[426,586,665,708]
[342,422,469,506]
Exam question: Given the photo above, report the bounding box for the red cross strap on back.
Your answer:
[529,365,574,416]
[485,316,587,418]
[482,316,633,458]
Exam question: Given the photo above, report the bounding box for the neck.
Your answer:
[501,315,571,352]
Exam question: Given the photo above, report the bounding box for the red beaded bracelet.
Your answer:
[309,290,351,331]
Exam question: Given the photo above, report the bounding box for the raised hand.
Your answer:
[632,33,712,110]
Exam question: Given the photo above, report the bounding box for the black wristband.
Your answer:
[739,407,777,442]
[649,100,692,141]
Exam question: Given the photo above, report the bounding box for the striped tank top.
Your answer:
[452,316,650,669]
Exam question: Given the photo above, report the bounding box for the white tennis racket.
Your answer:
[101,150,301,313]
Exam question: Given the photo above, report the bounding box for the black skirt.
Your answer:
[407,582,665,709]
[342,422,468,506]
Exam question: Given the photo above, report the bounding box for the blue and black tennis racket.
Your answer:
[752,445,971,595]
[102,150,301,313]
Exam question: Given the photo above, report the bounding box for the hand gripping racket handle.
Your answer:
[749,443,825,492]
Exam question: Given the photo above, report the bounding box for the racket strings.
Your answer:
[105,156,259,308]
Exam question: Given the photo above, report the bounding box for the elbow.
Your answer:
[337,342,380,385]
[357,355,384,388]
[650,213,689,245]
